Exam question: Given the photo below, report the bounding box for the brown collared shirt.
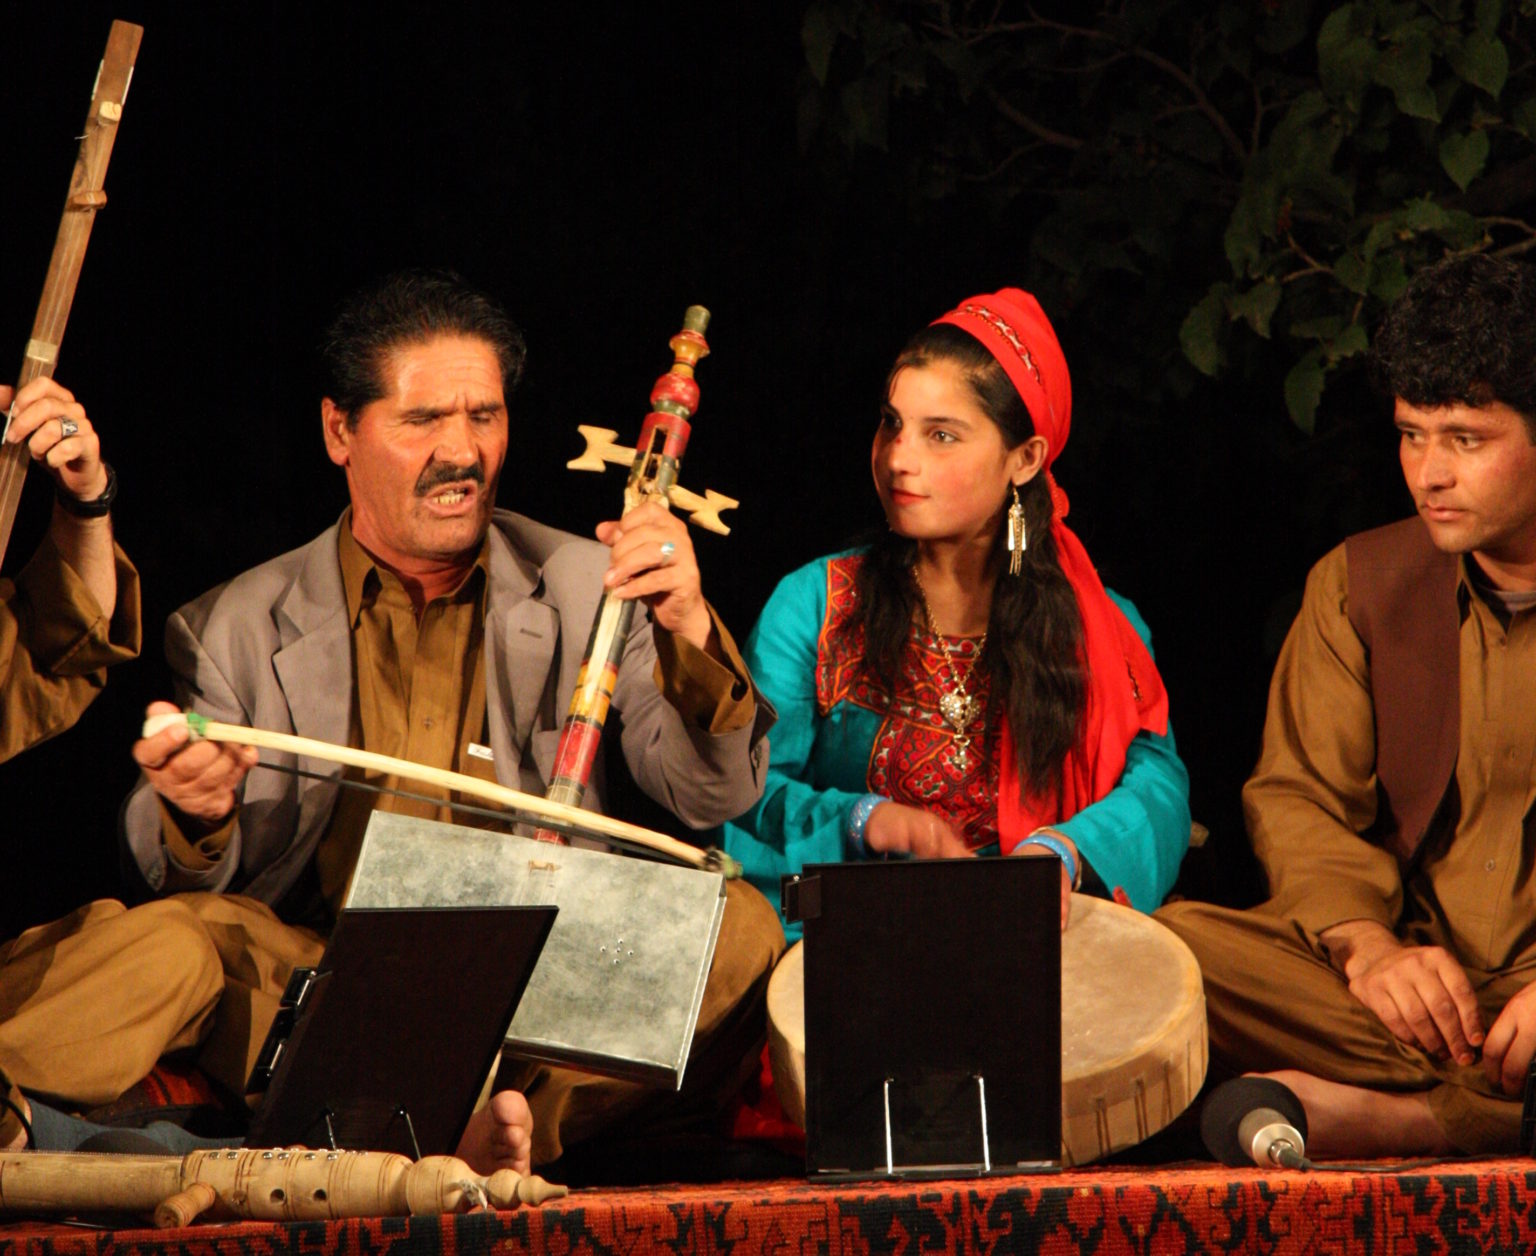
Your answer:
[1246,543,1536,975]
[312,519,497,912]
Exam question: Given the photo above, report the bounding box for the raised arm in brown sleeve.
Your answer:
[651,603,757,734]
[1244,543,1404,933]
[0,533,140,764]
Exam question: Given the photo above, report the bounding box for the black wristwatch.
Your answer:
[56,462,117,518]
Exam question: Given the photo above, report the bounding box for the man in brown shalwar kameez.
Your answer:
[1159,254,1536,1157]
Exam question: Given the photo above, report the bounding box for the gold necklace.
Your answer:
[911,570,986,771]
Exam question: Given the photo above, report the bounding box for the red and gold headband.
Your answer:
[934,288,1072,470]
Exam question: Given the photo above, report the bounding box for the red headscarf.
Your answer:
[934,289,1169,852]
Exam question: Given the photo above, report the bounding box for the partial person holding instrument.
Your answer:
[119,270,783,1170]
[0,377,134,754]
[0,17,224,1156]
[722,288,1190,937]
[0,377,194,1151]
[1158,254,1536,1159]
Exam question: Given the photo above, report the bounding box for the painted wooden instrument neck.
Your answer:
[0,21,142,564]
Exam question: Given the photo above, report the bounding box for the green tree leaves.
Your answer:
[796,0,1536,433]
[1440,128,1491,187]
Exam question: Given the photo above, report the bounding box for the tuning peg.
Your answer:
[667,485,739,535]
[567,426,635,472]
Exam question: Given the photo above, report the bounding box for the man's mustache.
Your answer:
[415,461,486,496]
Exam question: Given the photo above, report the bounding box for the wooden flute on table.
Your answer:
[0,1148,564,1227]
[0,20,142,567]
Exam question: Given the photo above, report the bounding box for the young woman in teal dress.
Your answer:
[722,288,1190,939]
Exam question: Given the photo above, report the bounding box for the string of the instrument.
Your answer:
[273,761,710,867]
[0,21,142,565]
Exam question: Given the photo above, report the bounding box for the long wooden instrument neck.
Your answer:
[0,20,142,565]
[534,307,712,841]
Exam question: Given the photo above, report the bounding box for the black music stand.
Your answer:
[245,905,556,1158]
[783,857,1061,1179]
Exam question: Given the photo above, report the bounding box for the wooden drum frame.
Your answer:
[767,893,1207,1167]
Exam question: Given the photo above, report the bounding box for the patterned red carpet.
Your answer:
[2,1159,1534,1254]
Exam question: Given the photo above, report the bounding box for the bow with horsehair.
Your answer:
[0,21,143,567]
[140,711,740,876]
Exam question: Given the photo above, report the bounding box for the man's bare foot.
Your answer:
[1261,1070,1457,1159]
[454,1089,533,1177]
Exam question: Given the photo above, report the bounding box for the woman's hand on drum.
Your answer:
[862,803,972,860]
[1014,843,1075,932]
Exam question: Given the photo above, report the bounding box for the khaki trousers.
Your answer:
[171,893,326,1098]
[165,882,784,1166]
[0,878,783,1159]
[1156,900,1527,1153]
[0,899,224,1106]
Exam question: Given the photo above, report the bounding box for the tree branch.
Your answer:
[1015,6,1249,161]
[963,141,1048,181]
[1281,264,1331,283]
[1282,232,1333,283]
[1042,51,1133,74]
[1494,236,1536,257]
[983,85,1084,150]
[1481,215,1536,237]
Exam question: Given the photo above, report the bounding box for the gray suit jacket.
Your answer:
[121,511,769,905]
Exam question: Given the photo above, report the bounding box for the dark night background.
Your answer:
[0,3,1417,940]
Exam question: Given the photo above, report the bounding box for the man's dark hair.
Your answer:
[320,269,527,424]
[1370,253,1536,437]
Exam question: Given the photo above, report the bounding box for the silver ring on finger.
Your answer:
[658,540,677,566]
[59,418,79,439]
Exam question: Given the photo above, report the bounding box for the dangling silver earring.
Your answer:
[1007,483,1026,576]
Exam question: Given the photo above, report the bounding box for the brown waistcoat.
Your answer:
[1343,517,1461,863]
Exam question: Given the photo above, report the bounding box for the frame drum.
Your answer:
[766,893,1207,1165]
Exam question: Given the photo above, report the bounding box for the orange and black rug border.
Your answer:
[2,1159,1534,1254]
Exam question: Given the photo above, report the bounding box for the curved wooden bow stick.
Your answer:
[141,711,741,877]
[0,21,143,566]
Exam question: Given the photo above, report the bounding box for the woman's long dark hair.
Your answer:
[854,323,1086,801]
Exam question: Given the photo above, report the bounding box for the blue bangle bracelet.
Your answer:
[1017,833,1079,887]
[846,793,888,858]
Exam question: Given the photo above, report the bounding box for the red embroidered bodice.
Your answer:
[814,555,1000,849]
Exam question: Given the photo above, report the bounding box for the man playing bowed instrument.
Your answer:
[123,270,784,1171]
[1160,255,1536,1157]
